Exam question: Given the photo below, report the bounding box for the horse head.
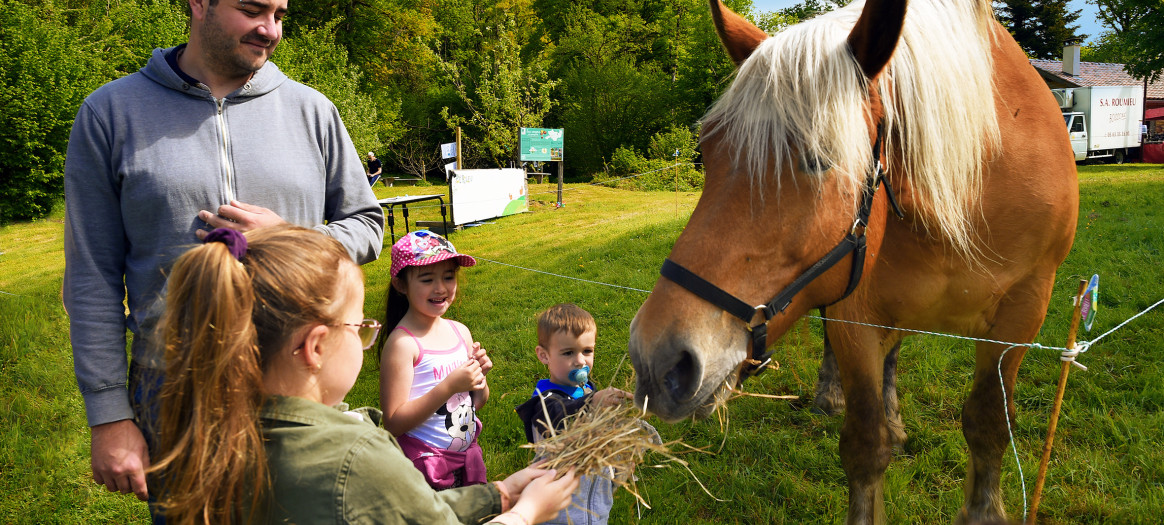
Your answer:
[629,0,907,422]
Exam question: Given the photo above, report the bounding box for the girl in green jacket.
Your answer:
[148,224,576,524]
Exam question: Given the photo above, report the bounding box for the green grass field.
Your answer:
[2,164,1162,523]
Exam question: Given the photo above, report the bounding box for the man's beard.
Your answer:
[200,9,276,79]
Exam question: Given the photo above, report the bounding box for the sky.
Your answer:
[748,0,1104,46]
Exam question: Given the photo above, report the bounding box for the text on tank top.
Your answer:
[396,320,480,451]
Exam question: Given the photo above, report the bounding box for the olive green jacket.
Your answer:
[259,395,502,524]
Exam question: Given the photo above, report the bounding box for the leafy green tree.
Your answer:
[0,0,185,223]
[771,0,843,22]
[647,123,700,162]
[556,56,672,175]
[996,0,1086,59]
[274,19,384,155]
[1090,0,1152,34]
[547,2,676,174]
[383,79,461,179]
[600,124,702,191]
[672,3,736,114]
[1080,31,1130,63]
[543,0,781,177]
[78,0,189,76]
[283,0,439,170]
[0,0,74,222]
[1087,0,1164,82]
[436,2,558,168]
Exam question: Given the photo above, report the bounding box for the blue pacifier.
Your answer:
[567,366,590,386]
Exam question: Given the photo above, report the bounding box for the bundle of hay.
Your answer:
[522,397,717,508]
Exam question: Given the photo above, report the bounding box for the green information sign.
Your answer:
[519,128,564,162]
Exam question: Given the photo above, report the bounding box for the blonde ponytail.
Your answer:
[151,239,266,524]
[149,225,355,524]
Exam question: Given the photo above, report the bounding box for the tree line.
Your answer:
[2,0,1158,223]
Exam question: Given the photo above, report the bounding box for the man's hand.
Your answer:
[90,419,150,501]
[195,200,286,239]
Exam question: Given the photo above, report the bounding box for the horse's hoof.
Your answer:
[811,397,844,416]
[954,506,1013,525]
[889,427,908,451]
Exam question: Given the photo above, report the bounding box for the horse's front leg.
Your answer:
[959,277,1053,525]
[834,332,894,525]
[958,340,1027,525]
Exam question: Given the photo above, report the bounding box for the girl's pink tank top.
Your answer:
[397,320,480,451]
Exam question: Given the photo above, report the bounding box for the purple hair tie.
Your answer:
[204,228,248,260]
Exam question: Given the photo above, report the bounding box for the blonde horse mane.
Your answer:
[702,0,1000,259]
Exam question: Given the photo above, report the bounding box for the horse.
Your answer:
[627,0,1079,523]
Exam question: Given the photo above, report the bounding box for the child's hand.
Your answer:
[444,359,486,393]
[470,342,493,375]
[591,387,632,408]
[499,465,549,498]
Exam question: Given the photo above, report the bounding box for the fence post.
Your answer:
[557,160,564,207]
[1027,278,1088,525]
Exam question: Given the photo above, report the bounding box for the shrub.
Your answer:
[647,124,700,163]
[0,0,93,223]
[596,126,703,192]
[0,0,185,224]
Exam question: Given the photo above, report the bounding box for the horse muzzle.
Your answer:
[628,313,747,422]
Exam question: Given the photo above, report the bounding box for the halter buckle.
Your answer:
[850,217,866,235]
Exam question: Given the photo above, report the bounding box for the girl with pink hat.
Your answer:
[378,230,491,490]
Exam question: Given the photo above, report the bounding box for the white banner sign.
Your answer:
[449,168,528,226]
[441,142,457,159]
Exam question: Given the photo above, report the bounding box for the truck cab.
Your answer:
[1064,112,1089,162]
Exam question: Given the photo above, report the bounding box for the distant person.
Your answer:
[150,225,576,524]
[367,151,384,186]
[62,0,384,507]
[378,231,493,490]
[515,303,657,525]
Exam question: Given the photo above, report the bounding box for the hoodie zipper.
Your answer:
[215,97,235,202]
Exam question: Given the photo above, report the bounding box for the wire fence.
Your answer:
[469,224,1163,523]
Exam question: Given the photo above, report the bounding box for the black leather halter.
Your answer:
[660,122,903,382]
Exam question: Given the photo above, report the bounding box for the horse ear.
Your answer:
[846,0,908,79]
[709,0,768,66]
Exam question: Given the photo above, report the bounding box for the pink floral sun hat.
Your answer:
[390,230,477,278]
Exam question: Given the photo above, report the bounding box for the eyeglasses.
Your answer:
[340,319,382,350]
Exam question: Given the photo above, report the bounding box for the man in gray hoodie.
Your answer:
[63,0,384,503]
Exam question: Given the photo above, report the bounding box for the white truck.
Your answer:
[1052,85,1143,163]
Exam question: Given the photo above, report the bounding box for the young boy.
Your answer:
[515,303,635,525]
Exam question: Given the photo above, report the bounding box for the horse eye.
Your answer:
[800,154,831,173]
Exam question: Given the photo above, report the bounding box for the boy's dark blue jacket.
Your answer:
[514,379,595,443]
[514,379,616,525]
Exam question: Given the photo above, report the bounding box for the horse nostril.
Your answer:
[663,350,698,402]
